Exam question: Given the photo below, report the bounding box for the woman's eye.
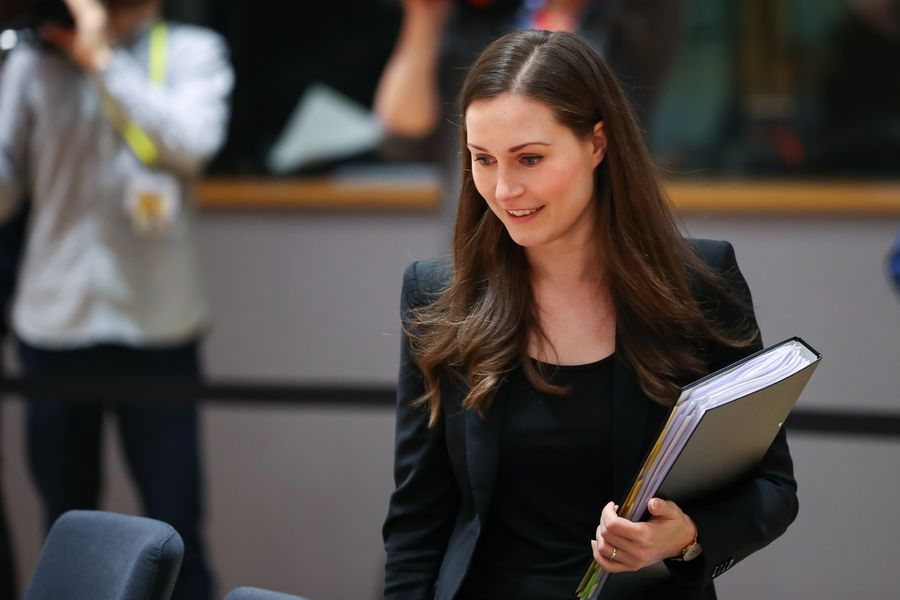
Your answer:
[521,155,542,166]
[474,155,494,166]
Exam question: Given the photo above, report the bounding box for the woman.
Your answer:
[383,30,798,600]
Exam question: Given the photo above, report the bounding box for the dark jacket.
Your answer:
[383,239,799,600]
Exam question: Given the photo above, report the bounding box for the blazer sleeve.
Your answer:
[666,240,799,586]
[383,261,460,599]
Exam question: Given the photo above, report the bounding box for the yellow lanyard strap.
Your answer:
[119,21,167,166]
[149,21,167,85]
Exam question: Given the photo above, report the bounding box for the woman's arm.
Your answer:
[665,240,798,585]
[383,261,460,599]
[667,240,798,584]
[594,240,798,586]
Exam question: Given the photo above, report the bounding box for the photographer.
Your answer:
[0,1,233,598]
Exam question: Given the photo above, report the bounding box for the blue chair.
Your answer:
[24,510,184,600]
[225,587,309,600]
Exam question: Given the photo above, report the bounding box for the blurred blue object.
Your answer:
[225,587,309,600]
[890,229,900,292]
[23,510,184,600]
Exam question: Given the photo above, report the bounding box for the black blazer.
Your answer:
[383,239,799,600]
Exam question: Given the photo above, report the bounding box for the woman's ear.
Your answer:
[591,121,607,168]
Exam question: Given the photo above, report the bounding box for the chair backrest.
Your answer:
[225,586,309,600]
[24,510,184,600]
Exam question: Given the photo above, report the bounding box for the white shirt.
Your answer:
[0,21,234,348]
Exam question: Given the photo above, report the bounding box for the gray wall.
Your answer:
[4,209,900,599]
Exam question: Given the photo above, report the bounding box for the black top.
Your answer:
[459,354,615,600]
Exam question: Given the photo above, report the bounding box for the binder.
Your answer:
[575,337,822,600]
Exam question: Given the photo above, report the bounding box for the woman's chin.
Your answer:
[504,230,541,249]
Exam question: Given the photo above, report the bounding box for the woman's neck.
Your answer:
[525,234,615,366]
[526,237,604,290]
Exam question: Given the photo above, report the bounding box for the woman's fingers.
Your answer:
[595,521,662,569]
[600,505,646,544]
[592,537,639,573]
[597,529,633,552]
[594,500,675,571]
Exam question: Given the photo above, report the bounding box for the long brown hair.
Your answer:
[408,30,757,426]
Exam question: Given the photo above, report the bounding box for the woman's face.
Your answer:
[465,93,606,255]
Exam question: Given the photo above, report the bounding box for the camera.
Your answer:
[0,0,73,30]
[0,0,155,30]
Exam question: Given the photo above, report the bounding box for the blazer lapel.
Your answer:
[611,353,657,504]
[465,384,509,525]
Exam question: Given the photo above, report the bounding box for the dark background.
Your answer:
[3,0,899,178]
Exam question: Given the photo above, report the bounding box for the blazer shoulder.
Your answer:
[402,257,451,310]
[684,237,748,311]
[686,238,737,274]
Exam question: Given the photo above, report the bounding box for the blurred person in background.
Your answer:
[0,40,28,600]
[0,1,233,598]
[374,0,681,237]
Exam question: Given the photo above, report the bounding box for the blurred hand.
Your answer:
[375,0,451,134]
[590,499,698,573]
[536,0,586,32]
[403,0,453,27]
[40,0,112,72]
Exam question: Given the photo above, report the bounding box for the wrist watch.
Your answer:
[671,536,702,562]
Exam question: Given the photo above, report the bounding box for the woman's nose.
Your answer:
[495,170,524,202]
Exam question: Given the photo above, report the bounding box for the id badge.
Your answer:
[124,173,180,236]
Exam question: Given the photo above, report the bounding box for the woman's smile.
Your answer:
[505,206,545,219]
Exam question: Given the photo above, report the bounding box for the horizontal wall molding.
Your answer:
[196,177,900,216]
[2,377,898,439]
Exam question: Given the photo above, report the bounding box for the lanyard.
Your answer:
[149,20,167,85]
[114,21,167,166]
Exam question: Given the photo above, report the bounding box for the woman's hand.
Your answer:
[40,0,112,72]
[590,499,698,573]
